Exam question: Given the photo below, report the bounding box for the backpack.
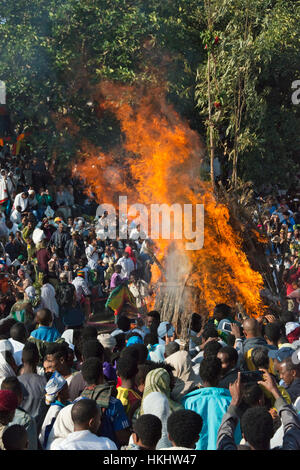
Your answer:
[57,283,75,307]
[81,384,119,447]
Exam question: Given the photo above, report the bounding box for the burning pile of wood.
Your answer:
[152,181,286,334]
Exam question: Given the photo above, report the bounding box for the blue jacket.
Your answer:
[182,387,242,450]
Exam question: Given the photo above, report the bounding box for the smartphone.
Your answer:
[222,322,232,332]
[241,371,264,383]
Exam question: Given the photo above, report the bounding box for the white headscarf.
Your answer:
[47,403,74,450]
[25,285,36,302]
[61,329,74,346]
[0,339,16,387]
[40,283,59,317]
[142,391,172,450]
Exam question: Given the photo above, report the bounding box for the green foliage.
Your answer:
[195,0,300,188]
[0,0,299,189]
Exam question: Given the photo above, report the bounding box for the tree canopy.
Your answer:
[0,0,299,188]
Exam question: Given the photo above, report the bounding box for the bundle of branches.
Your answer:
[215,179,287,316]
[155,281,200,325]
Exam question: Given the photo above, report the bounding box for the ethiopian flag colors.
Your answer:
[105,283,136,316]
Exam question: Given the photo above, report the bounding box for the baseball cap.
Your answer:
[268,347,294,362]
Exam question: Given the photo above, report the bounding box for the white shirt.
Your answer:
[13,193,29,212]
[72,276,91,301]
[129,280,150,308]
[10,209,22,225]
[2,222,19,239]
[85,244,99,264]
[129,228,147,240]
[39,404,62,449]
[8,338,24,366]
[54,430,117,450]
[116,256,135,278]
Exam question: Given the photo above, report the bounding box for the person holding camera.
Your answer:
[217,370,300,450]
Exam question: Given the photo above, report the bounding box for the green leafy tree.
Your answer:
[195,0,300,189]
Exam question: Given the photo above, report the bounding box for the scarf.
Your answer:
[46,403,74,450]
[165,350,201,402]
[141,391,172,450]
[0,340,16,387]
[140,368,183,415]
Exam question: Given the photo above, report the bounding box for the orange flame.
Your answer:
[74,82,265,317]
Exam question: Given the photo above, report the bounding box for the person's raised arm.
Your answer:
[216,372,242,450]
[258,369,300,450]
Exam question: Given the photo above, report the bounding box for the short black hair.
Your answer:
[167,409,202,448]
[133,414,162,448]
[0,318,17,338]
[45,342,69,361]
[113,333,126,352]
[264,322,281,344]
[121,343,148,365]
[242,383,264,408]
[81,325,98,342]
[164,341,180,358]
[71,398,99,425]
[202,326,219,341]
[136,361,160,387]
[2,424,28,450]
[22,341,39,365]
[81,357,103,385]
[10,322,28,343]
[280,311,296,325]
[251,347,269,370]
[1,376,23,398]
[117,354,139,380]
[218,346,238,365]
[214,303,232,319]
[241,406,274,450]
[126,331,143,341]
[203,341,222,358]
[147,311,161,323]
[36,308,52,326]
[82,340,104,361]
[190,313,202,333]
[117,315,131,332]
[200,356,222,386]
[144,333,159,347]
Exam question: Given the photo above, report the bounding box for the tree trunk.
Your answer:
[207,53,215,189]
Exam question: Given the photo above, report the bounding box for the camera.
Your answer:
[240,370,264,383]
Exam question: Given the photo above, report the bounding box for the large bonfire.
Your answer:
[73,82,266,319]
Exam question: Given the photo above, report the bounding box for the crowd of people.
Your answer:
[1,304,300,451]
[258,193,300,307]
[0,143,300,451]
